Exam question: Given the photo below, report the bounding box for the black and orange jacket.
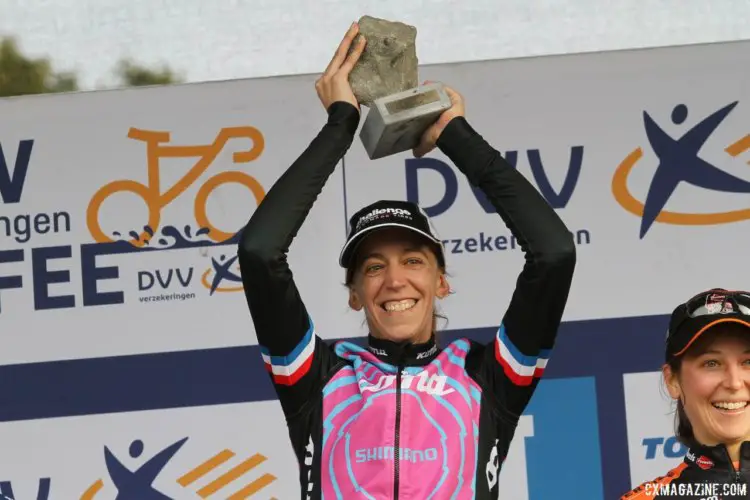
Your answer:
[620,442,750,499]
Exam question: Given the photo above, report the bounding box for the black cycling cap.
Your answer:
[339,200,445,269]
[665,288,750,362]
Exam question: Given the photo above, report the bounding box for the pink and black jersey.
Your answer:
[238,101,577,499]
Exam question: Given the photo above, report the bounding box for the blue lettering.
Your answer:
[81,243,124,307]
[156,269,173,288]
[642,437,664,459]
[405,158,457,217]
[355,449,366,463]
[138,268,193,291]
[176,268,193,287]
[664,436,687,458]
[32,246,75,310]
[425,448,438,461]
[0,477,51,500]
[0,249,24,314]
[405,147,583,217]
[526,146,584,209]
[641,436,687,459]
[575,229,591,245]
[0,139,34,204]
[0,243,124,312]
[0,211,72,243]
[495,235,513,250]
[503,150,519,169]
[138,271,155,291]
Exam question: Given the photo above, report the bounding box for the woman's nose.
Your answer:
[383,263,407,288]
[723,364,746,390]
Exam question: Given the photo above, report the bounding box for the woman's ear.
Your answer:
[436,273,450,299]
[663,363,681,400]
[349,287,363,311]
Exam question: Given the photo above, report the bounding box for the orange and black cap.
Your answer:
[665,288,750,362]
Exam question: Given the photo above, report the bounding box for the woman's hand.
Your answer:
[316,22,367,113]
[413,83,466,158]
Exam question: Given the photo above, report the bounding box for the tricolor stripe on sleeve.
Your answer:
[494,323,550,386]
[260,321,315,386]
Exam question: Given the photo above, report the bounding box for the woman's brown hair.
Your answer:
[666,355,699,450]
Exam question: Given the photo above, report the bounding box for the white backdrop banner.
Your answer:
[1,40,749,362]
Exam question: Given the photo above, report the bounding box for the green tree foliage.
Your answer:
[0,36,182,98]
[114,58,183,87]
[0,37,78,97]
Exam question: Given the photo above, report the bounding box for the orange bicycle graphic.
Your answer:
[87,126,265,246]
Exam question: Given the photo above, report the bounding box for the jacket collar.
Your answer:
[367,333,440,366]
[684,441,750,472]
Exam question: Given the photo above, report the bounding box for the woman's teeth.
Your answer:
[713,401,748,411]
[383,299,417,312]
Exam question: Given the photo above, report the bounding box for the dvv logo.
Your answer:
[0,437,278,499]
[404,145,592,256]
[79,437,277,499]
[200,253,243,295]
[612,101,750,238]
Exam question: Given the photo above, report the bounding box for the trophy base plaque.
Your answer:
[359,82,452,160]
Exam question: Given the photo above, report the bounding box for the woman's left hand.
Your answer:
[413,83,466,158]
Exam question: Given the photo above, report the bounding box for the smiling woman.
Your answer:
[339,202,449,345]
[621,289,750,499]
[237,22,576,499]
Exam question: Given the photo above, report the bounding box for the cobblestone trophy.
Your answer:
[349,16,452,160]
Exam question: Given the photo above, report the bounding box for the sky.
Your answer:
[2,0,749,90]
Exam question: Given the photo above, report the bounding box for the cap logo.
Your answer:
[355,207,412,231]
[705,293,734,314]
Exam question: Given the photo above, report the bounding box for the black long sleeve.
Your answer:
[237,101,359,416]
[437,116,577,417]
[240,101,359,268]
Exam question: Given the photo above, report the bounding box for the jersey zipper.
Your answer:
[393,359,404,500]
[721,445,742,483]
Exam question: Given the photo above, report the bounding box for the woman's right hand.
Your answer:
[315,22,367,113]
[413,83,466,158]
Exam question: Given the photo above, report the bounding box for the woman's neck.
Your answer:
[695,437,748,465]
[725,440,744,465]
[367,332,439,366]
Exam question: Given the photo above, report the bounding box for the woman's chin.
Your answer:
[715,427,750,445]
